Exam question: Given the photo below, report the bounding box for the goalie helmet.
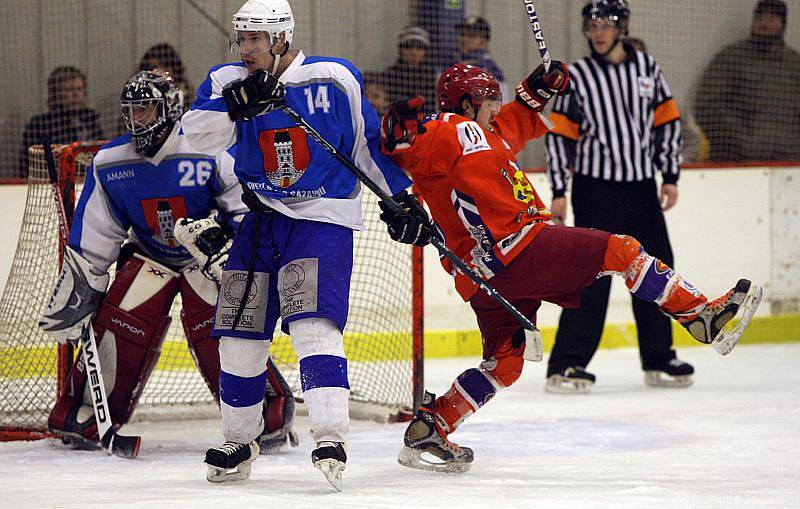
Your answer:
[233,0,294,46]
[120,71,183,157]
[436,63,501,114]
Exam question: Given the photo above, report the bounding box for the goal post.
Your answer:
[0,141,424,440]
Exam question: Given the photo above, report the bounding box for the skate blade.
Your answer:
[644,371,693,388]
[713,284,763,356]
[314,458,345,491]
[205,460,253,483]
[544,376,593,394]
[397,446,472,473]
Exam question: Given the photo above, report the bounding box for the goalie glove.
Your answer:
[174,217,232,285]
[222,69,286,122]
[39,246,109,345]
[515,61,570,112]
[378,190,435,247]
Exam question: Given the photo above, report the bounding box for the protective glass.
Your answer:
[121,99,164,135]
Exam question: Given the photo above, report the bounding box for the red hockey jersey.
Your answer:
[389,101,551,300]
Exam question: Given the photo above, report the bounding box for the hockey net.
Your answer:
[0,141,421,440]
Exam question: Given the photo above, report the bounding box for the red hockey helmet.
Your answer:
[436,63,501,113]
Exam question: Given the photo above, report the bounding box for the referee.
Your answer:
[544,0,693,392]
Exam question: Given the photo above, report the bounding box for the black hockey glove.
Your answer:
[515,61,570,112]
[223,69,286,122]
[378,190,435,247]
[380,96,427,152]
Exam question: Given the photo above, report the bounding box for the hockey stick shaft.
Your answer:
[42,139,141,459]
[279,106,539,336]
[521,0,555,130]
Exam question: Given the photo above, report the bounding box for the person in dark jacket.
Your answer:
[383,26,438,116]
[20,66,102,176]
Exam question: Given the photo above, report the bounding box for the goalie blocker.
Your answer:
[46,248,296,451]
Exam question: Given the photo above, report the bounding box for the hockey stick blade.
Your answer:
[101,428,142,459]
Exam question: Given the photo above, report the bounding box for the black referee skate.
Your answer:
[397,391,474,473]
[205,440,259,483]
[644,359,694,388]
[675,279,763,355]
[312,441,347,491]
[545,366,596,394]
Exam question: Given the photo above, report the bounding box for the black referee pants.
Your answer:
[548,175,677,376]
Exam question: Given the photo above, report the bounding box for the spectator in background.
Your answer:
[695,0,800,162]
[383,26,438,116]
[628,37,709,163]
[363,72,390,116]
[139,43,196,107]
[454,16,508,102]
[20,66,102,176]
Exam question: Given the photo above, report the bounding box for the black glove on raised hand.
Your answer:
[223,69,286,122]
[378,190,434,247]
[380,96,427,152]
[515,61,570,112]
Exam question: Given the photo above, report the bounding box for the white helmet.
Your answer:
[233,0,294,46]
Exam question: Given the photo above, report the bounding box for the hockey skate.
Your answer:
[48,398,101,450]
[205,441,259,483]
[312,441,347,491]
[676,279,763,356]
[644,359,694,388]
[397,392,474,473]
[545,366,596,394]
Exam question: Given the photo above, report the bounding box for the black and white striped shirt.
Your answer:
[545,49,682,198]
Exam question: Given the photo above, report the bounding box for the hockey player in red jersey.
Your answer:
[378,63,763,472]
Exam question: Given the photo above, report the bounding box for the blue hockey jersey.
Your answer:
[182,52,411,230]
[70,122,246,272]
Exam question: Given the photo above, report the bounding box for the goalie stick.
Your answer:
[42,138,142,459]
[521,0,555,130]
[278,106,543,362]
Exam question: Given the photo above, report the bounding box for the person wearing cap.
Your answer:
[383,26,438,115]
[454,16,509,102]
[695,0,800,162]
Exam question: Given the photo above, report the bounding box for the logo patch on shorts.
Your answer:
[278,258,318,319]
[215,270,269,333]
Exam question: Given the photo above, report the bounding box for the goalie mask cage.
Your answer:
[0,141,424,441]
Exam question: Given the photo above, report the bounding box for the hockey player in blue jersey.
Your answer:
[39,71,297,454]
[181,0,425,490]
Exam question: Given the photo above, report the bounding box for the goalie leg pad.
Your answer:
[48,255,179,441]
[218,336,271,444]
[290,317,349,444]
[179,266,221,400]
[259,358,298,452]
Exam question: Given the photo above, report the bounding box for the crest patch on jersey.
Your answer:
[140,196,188,247]
[637,76,655,98]
[278,258,319,319]
[259,127,311,188]
[457,121,491,156]
[215,270,269,333]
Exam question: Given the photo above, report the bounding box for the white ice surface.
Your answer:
[2,343,799,509]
